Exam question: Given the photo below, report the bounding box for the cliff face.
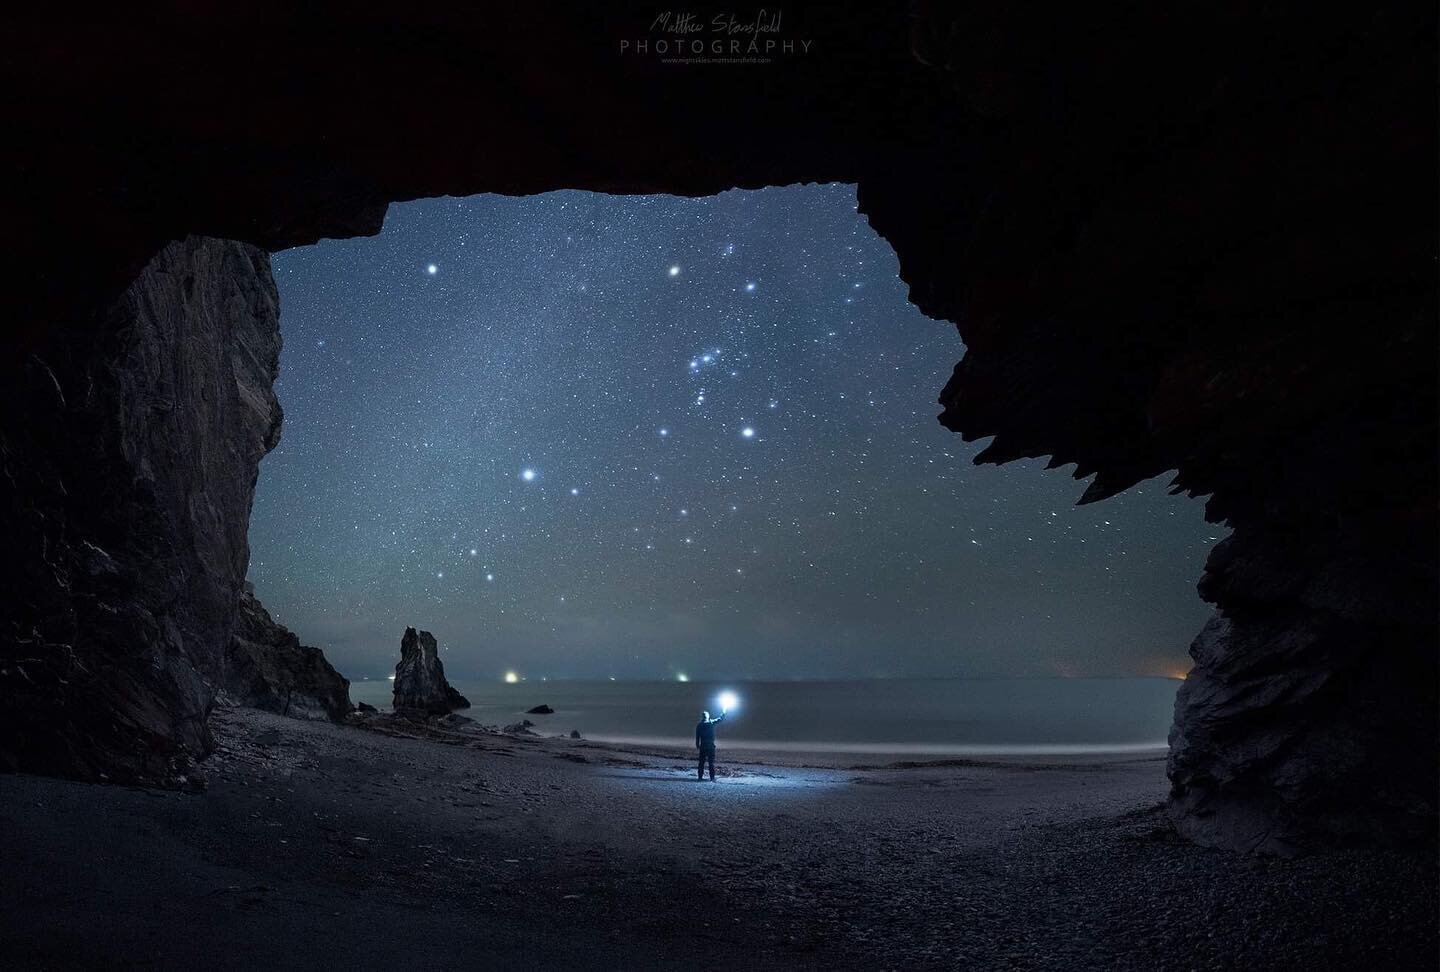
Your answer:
[226,587,352,723]
[0,237,283,781]
[1,5,1433,846]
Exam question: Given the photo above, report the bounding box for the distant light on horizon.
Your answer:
[676,672,689,682]
[504,670,519,684]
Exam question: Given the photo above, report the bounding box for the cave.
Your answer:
[1,0,1434,872]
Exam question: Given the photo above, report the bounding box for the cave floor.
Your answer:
[0,707,1434,970]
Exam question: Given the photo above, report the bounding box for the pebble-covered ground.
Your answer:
[1,707,1434,969]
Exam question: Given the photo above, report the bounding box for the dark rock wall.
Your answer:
[226,586,352,722]
[393,628,471,715]
[0,237,283,781]
[1,5,1433,845]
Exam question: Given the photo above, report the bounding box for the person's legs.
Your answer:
[706,750,716,781]
[697,750,705,780]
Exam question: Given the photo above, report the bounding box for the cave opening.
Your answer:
[245,183,1218,749]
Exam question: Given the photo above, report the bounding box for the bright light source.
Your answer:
[504,670,519,684]
[676,672,690,682]
[718,690,739,712]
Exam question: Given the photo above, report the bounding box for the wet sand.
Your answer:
[1,706,1434,969]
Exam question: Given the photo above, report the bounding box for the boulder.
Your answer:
[392,628,470,715]
[526,704,554,715]
[226,586,352,722]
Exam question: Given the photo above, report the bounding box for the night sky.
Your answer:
[249,185,1219,681]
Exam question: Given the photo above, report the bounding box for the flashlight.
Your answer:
[718,690,739,713]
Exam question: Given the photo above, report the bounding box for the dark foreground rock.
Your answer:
[527,704,554,715]
[392,628,470,715]
[0,237,282,782]
[225,586,351,722]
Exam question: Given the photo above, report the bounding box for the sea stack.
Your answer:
[392,628,471,715]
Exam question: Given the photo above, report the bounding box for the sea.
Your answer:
[348,677,1182,756]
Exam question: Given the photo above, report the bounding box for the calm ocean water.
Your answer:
[348,677,1181,756]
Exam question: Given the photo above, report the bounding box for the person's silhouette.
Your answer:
[695,709,726,781]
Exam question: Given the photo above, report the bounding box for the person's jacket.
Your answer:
[696,713,726,750]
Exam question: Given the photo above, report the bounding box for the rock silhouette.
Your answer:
[226,586,351,722]
[0,6,1431,848]
[392,628,470,715]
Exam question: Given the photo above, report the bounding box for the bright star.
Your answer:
[570,487,580,496]
[521,468,537,482]
[744,282,756,292]
[486,573,495,582]
[659,428,669,437]
[426,264,437,275]
[668,265,680,277]
[469,548,477,556]
[741,427,755,438]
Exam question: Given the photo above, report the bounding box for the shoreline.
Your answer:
[1,705,1433,969]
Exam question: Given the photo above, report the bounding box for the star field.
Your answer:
[248,185,1219,680]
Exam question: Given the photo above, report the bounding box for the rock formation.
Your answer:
[226,586,352,722]
[1,6,1432,847]
[392,628,470,715]
[0,236,284,782]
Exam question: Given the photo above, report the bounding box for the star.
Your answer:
[521,468,537,482]
[426,264,438,275]
[570,487,580,496]
[744,282,756,292]
[668,265,680,277]
[741,427,755,438]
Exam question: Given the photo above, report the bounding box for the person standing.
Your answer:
[695,709,726,781]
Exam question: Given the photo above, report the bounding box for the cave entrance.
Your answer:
[247,184,1216,743]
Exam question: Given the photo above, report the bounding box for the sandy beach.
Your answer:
[1,706,1434,970]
